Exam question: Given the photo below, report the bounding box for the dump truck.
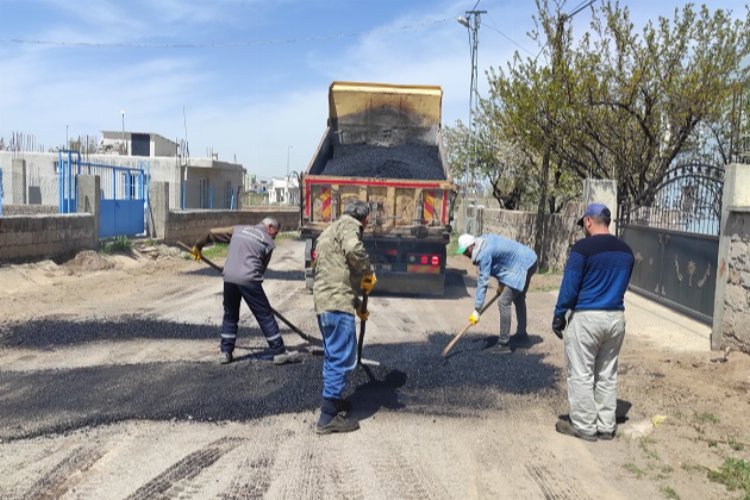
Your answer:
[301,81,454,296]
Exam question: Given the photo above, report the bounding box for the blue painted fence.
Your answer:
[58,150,150,238]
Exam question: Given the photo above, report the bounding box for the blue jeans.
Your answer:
[221,281,283,354]
[317,311,358,400]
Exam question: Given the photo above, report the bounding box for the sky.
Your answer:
[0,0,747,179]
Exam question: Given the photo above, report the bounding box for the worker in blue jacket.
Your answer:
[457,233,538,353]
[552,203,634,442]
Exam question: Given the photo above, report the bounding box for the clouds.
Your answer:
[1,0,746,178]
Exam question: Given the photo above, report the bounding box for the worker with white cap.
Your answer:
[456,233,538,353]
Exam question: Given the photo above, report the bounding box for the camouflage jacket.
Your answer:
[313,214,372,314]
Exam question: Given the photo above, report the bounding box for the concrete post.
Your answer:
[712,163,750,350]
[11,159,26,204]
[583,178,617,234]
[149,181,169,239]
[77,174,100,249]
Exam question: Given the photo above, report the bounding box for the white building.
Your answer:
[268,176,300,206]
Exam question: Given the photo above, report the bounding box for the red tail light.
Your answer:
[431,255,440,266]
[385,248,398,256]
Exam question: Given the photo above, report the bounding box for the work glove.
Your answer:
[357,309,369,322]
[190,246,202,261]
[360,272,377,295]
[552,315,567,339]
[468,309,481,326]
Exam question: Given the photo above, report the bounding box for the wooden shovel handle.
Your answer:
[441,285,505,358]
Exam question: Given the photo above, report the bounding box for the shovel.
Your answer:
[357,291,380,367]
[441,285,505,358]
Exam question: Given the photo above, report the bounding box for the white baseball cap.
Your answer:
[456,233,476,255]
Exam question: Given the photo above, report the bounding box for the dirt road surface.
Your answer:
[1,239,748,499]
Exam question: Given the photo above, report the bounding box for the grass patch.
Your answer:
[275,230,300,243]
[695,412,720,424]
[660,485,680,500]
[707,458,750,498]
[624,462,646,479]
[639,437,661,461]
[200,243,228,259]
[99,236,132,254]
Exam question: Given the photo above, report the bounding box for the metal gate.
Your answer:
[58,150,150,238]
[619,163,723,324]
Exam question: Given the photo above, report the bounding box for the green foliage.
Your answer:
[99,236,132,254]
[660,486,680,500]
[201,243,228,259]
[484,0,750,207]
[623,462,645,478]
[707,458,750,498]
[695,412,720,424]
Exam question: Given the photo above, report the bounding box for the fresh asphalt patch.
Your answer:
[0,322,560,440]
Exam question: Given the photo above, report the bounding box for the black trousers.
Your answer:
[221,281,283,353]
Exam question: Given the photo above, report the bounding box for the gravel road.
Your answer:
[0,239,747,499]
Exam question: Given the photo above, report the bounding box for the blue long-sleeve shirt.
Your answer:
[473,234,537,310]
[554,234,634,318]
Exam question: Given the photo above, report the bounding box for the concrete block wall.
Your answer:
[0,214,96,263]
[720,209,750,351]
[2,205,58,215]
[163,206,300,245]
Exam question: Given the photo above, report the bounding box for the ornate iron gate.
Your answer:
[619,163,723,324]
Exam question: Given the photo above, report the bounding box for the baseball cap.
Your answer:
[456,233,476,254]
[577,203,611,226]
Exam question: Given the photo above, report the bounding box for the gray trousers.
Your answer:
[498,263,537,343]
[564,310,626,436]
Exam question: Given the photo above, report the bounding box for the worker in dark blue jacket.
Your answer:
[552,203,634,442]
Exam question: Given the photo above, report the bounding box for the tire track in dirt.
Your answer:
[367,431,450,499]
[525,445,592,500]
[21,445,104,500]
[125,437,241,500]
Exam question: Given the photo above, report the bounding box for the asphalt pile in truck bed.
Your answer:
[321,143,446,180]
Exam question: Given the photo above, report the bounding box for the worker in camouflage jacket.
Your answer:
[191,217,297,365]
[312,200,376,434]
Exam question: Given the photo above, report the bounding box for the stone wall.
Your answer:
[0,214,96,263]
[163,206,300,245]
[479,205,581,271]
[721,209,750,351]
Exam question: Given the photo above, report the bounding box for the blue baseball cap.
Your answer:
[577,203,611,226]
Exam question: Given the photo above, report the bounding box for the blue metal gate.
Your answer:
[58,150,150,238]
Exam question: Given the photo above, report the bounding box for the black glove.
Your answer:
[552,315,567,339]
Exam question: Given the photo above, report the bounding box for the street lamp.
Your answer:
[121,109,125,155]
[286,145,293,178]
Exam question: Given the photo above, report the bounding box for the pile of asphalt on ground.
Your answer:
[320,143,445,180]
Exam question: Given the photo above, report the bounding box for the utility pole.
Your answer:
[458,4,486,234]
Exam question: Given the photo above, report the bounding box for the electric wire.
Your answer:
[0,18,450,49]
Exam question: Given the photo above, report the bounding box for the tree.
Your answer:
[444,118,533,209]
[487,1,750,208]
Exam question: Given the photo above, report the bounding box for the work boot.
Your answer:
[315,414,360,435]
[598,424,617,440]
[220,351,233,365]
[273,350,301,365]
[510,332,530,346]
[555,417,597,442]
[491,342,512,354]
[335,398,352,418]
